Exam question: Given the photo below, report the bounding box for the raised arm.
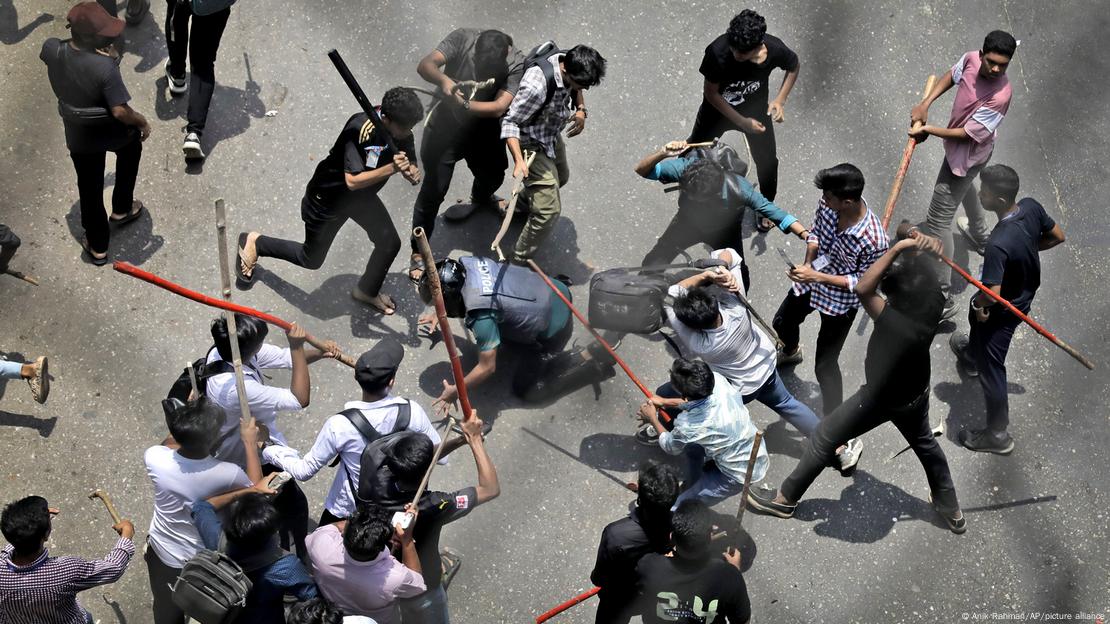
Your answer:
[854,233,942,320]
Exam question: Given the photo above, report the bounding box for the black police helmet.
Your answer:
[418,259,467,317]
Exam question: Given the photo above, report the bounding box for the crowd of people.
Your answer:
[0,2,1070,623]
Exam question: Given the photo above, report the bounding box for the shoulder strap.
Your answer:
[340,408,382,443]
[539,57,557,109]
[392,401,411,433]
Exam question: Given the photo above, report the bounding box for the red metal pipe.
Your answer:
[535,587,600,623]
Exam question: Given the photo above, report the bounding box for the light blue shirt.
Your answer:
[658,372,769,484]
[649,156,798,232]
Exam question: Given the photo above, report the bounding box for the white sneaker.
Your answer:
[165,63,187,95]
[183,133,205,160]
[836,438,864,475]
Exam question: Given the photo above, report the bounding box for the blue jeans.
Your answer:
[400,584,450,624]
[674,445,743,508]
[743,370,819,436]
[0,360,23,379]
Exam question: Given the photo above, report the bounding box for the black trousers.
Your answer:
[70,136,143,254]
[318,508,345,527]
[510,301,576,400]
[410,116,507,252]
[688,99,779,201]
[266,464,309,559]
[781,388,960,514]
[255,191,402,296]
[145,546,185,624]
[0,225,20,271]
[968,308,1021,433]
[640,207,751,291]
[772,290,857,415]
[165,0,230,136]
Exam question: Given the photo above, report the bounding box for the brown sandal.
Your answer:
[407,253,425,284]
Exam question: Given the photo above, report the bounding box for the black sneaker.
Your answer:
[746,485,796,519]
[949,333,979,377]
[941,296,960,321]
[634,424,660,446]
[929,494,967,534]
[958,428,1014,455]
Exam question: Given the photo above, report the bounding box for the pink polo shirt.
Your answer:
[305,524,426,624]
[944,51,1012,176]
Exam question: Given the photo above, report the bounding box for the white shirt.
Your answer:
[263,396,442,518]
[144,445,252,568]
[206,344,304,467]
[665,248,776,395]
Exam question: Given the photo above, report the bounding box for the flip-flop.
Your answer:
[109,201,145,226]
[407,253,424,284]
[80,238,109,266]
[237,232,257,283]
[440,548,462,589]
[755,216,774,233]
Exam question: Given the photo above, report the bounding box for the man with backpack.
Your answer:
[500,42,606,264]
[306,502,426,623]
[408,28,526,276]
[164,0,237,160]
[262,338,449,526]
[188,493,318,622]
[634,140,811,290]
[144,399,275,624]
[375,415,500,623]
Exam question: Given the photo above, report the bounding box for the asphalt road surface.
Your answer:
[1,1,1107,622]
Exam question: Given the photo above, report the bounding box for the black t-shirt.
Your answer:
[698,33,799,110]
[591,509,671,607]
[433,28,525,126]
[40,38,134,154]
[863,306,938,406]
[981,198,1056,314]
[306,112,417,200]
[383,487,477,591]
[635,554,751,624]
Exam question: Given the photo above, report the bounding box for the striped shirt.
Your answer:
[500,53,574,158]
[0,538,134,624]
[792,197,889,315]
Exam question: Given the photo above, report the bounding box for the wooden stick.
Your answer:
[735,431,764,527]
[684,140,716,148]
[413,228,473,421]
[937,252,1095,370]
[186,361,199,399]
[881,75,937,229]
[88,489,123,525]
[491,151,537,261]
[112,261,357,368]
[3,269,39,286]
[410,416,455,507]
[214,199,255,426]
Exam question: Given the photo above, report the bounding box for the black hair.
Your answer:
[880,252,944,325]
[679,158,725,200]
[287,597,343,624]
[671,499,712,558]
[727,9,767,53]
[356,376,392,397]
[669,357,715,401]
[982,30,1017,58]
[381,86,424,128]
[224,493,280,552]
[1,496,51,556]
[637,462,681,515]
[563,45,607,88]
[386,433,434,485]
[814,162,865,201]
[166,397,224,453]
[475,30,513,79]
[211,313,269,362]
[673,287,721,330]
[343,503,393,560]
[980,164,1020,204]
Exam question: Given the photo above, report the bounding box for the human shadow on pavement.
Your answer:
[0,411,58,438]
[787,469,950,542]
[153,72,266,172]
[119,6,167,75]
[0,3,52,44]
[523,428,630,491]
[252,269,421,345]
[415,358,505,427]
[933,379,1026,445]
[65,193,164,267]
[759,419,804,460]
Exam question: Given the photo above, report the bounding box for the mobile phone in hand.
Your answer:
[777,248,796,270]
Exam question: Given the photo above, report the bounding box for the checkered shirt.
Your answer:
[792,197,889,315]
[0,539,134,624]
[500,54,573,158]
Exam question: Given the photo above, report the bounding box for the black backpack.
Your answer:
[163,348,233,413]
[522,40,566,118]
[333,402,413,503]
[587,259,729,334]
[666,142,751,203]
